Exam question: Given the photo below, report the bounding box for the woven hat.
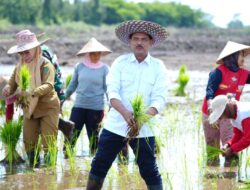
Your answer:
[216,41,250,64]
[115,20,169,47]
[7,29,49,54]
[208,95,228,124]
[76,38,112,56]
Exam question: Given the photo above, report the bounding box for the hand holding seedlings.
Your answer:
[222,147,232,157]
[123,110,136,127]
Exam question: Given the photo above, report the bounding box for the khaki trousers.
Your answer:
[23,112,59,152]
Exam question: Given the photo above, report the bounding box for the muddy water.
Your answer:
[0,65,250,189]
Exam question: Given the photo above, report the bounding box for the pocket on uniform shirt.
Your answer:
[121,73,134,88]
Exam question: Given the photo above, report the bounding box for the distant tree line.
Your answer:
[0,0,220,28]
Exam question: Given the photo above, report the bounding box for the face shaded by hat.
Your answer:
[7,29,49,54]
[76,38,112,56]
[115,20,169,47]
[208,95,228,124]
[216,41,250,64]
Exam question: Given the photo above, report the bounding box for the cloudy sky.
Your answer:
[126,0,249,28]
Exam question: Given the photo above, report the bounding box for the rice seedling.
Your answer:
[174,64,190,96]
[127,94,150,139]
[32,137,42,169]
[65,73,72,88]
[0,99,5,116]
[206,145,224,163]
[17,64,31,109]
[44,135,58,169]
[161,171,173,190]
[64,141,77,175]
[0,117,23,170]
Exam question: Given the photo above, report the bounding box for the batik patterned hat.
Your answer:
[115,20,169,46]
[7,29,49,54]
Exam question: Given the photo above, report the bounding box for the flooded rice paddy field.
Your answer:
[1,65,250,189]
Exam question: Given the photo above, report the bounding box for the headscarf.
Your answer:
[223,51,240,72]
[82,53,104,69]
[15,46,42,119]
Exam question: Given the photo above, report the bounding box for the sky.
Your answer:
[127,0,249,28]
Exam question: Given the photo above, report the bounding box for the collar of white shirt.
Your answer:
[129,53,151,65]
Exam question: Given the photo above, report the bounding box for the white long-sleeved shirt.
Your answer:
[104,53,168,137]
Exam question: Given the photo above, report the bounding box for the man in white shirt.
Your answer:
[86,20,168,190]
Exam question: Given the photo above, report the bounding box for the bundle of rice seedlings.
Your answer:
[0,117,24,170]
[206,145,224,162]
[127,94,150,140]
[174,64,189,96]
[65,73,72,89]
[17,64,31,109]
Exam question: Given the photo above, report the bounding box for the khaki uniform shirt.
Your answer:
[8,60,60,118]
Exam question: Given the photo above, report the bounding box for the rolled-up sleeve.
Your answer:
[106,59,122,102]
[149,61,168,113]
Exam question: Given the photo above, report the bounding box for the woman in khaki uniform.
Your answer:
[2,29,60,167]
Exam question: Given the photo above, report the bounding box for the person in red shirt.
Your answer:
[202,41,250,165]
[208,94,250,162]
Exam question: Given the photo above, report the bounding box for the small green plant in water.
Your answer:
[0,117,23,170]
[44,135,57,169]
[174,64,189,96]
[206,145,224,164]
[32,137,42,168]
[17,64,31,109]
[64,142,77,175]
[65,74,72,88]
[127,94,150,139]
[0,99,5,116]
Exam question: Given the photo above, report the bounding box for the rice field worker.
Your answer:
[2,29,60,167]
[202,41,250,165]
[86,20,168,190]
[208,94,250,162]
[64,37,111,155]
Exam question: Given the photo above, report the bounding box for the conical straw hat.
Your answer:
[76,38,112,56]
[216,41,250,64]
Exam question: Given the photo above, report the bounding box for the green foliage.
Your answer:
[65,74,72,89]
[174,64,190,96]
[0,0,213,28]
[19,64,31,91]
[228,19,244,29]
[0,0,42,24]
